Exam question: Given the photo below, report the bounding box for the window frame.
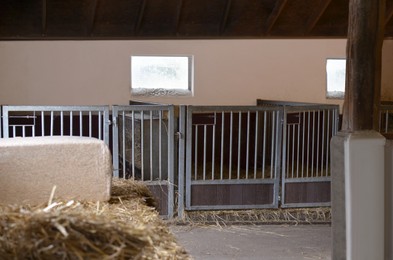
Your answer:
[130,55,194,97]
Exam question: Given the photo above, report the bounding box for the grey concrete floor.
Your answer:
[170,224,331,260]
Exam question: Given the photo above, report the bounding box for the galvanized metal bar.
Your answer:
[88,111,92,137]
[12,126,16,137]
[253,111,259,179]
[311,111,315,177]
[79,111,83,137]
[270,111,275,179]
[141,111,145,181]
[191,178,276,185]
[321,110,326,176]
[281,107,288,206]
[98,111,102,140]
[150,110,153,181]
[211,113,216,180]
[220,112,225,180]
[194,125,198,180]
[296,122,300,178]
[122,111,126,179]
[325,110,330,177]
[301,111,306,178]
[167,105,175,218]
[103,107,110,145]
[177,105,186,218]
[229,111,233,179]
[159,111,162,180]
[291,124,295,178]
[185,106,194,209]
[273,108,283,207]
[306,111,311,177]
[32,125,35,137]
[112,106,119,178]
[237,112,242,180]
[41,111,45,136]
[246,111,250,179]
[131,111,136,179]
[316,111,320,177]
[50,111,54,136]
[70,111,73,136]
[203,125,207,180]
[60,111,64,136]
[262,111,267,178]
[22,125,26,137]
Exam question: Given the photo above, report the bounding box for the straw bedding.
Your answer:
[0,179,189,260]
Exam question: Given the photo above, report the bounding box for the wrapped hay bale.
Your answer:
[0,179,189,259]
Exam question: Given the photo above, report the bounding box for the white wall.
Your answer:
[0,39,392,106]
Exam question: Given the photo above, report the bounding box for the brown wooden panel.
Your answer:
[191,183,274,206]
[148,184,168,216]
[284,181,330,204]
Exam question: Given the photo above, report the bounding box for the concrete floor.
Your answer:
[170,224,331,260]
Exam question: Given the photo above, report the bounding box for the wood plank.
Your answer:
[219,0,232,34]
[284,182,331,204]
[306,0,333,34]
[264,0,288,35]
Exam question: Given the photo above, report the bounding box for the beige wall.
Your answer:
[0,39,392,107]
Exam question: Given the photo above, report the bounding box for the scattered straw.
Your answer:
[0,178,189,260]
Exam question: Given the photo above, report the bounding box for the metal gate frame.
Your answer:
[1,105,110,144]
[280,104,339,208]
[111,105,176,218]
[180,105,283,213]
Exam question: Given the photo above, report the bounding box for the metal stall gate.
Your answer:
[111,105,175,218]
[281,104,339,207]
[1,105,110,144]
[379,101,393,136]
[181,105,283,212]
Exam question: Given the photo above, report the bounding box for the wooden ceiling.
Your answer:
[1,0,393,40]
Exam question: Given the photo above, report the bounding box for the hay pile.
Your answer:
[0,179,189,259]
[182,207,331,226]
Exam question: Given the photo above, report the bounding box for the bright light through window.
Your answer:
[131,56,193,96]
[326,59,346,99]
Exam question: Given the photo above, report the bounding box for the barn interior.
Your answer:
[0,0,392,259]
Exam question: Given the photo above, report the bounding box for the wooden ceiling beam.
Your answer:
[175,0,184,35]
[306,0,333,34]
[89,0,99,35]
[134,0,147,35]
[41,0,47,36]
[220,0,232,34]
[264,0,288,35]
[386,5,393,25]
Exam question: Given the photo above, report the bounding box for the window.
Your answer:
[326,58,346,99]
[131,55,193,96]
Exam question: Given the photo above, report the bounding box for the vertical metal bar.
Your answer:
[150,110,153,181]
[291,124,295,178]
[254,111,259,179]
[220,112,225,180]
[41,111,45,136]
[273,108,283,208]
[1,107,9,138]
[103,107,110,146]
[141,111,144,181]
[301,111,306,178]
[122,111,126,179]
[246,111,250,179]
[325,110,333,177]
[167,105,175,218]
[32,125,35,137]
[60,111,64,136]
[262,111,267,178]
[311,111,315,177]
[159,111,162,180]
[13,126,16,137]
[177,106,186,218]
[70,111,73,136]
[385,110,389,133]
[50,111,54,136]
[22,125,26,137]
[112,106,119,178]
[88,111,92,137]
[281,107,288,206]
[237,112,242,180]
[306,111,311,177]
[296,122,300,178]
[203,125,207,180]
[211,113,216,180]
[98,111,102,140]
[316,110,320,177]
[194,125,198,180]
[131,110,135,179]
[270,111,275,179]
[229,111,233,179]
[79,111,83,137]
[321,110,326,176]
[185,106,194,209]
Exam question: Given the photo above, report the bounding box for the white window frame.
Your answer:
[326,58,346,99]
[131,55,194,97]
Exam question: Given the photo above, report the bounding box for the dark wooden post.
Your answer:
[342,0,385,132]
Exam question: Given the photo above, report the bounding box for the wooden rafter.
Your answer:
[306,0,333,34]
[41,0,47,36]
[220,0,232,34]
[89,0,99,35]
[175,0,184,35]
[134,0,146,35]
[386,5,393,25]
[264,0,288,35]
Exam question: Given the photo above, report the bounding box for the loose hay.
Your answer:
[0,179,189,260]
[181,207,331,226]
